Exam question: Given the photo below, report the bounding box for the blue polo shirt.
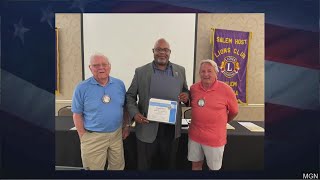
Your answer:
[71,76,126,132]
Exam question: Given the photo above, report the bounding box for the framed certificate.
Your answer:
[147,98,177,124]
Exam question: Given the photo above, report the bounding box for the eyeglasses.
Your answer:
[153,48,171,53]
[90,63,110,68]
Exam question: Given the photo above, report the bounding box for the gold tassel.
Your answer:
[211,28,215,61]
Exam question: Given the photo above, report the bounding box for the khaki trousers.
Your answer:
[80,127,124,170]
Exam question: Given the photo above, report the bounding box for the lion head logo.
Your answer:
[219,56,240,78]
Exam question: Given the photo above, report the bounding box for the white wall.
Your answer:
[83,13,196,89]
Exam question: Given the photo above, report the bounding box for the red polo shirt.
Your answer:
[189,80,238,147]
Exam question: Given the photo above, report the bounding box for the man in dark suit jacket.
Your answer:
[126,38,189,170]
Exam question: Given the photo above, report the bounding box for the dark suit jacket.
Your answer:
[126,62,189,143]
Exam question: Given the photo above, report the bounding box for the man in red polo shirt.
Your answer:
[188,59,238,170]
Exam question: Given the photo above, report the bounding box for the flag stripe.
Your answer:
[1,70,54,131]
[266,24,319,70]
[265,60,319,111]
[265,103,319,124]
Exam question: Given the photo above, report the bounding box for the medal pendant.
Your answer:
[102,95,111,104]
[198,99,205,107]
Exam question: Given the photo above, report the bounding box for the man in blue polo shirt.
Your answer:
[72,53,130,170]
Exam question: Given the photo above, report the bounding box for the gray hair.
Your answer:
[89,53,110,65]
[199,59,219,73]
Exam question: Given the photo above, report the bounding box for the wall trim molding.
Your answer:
[56,100,72,103]
[239,104,264,108]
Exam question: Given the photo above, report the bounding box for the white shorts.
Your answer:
[188,138,225,170]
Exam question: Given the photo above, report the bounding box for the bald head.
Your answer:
[154,38,170,49]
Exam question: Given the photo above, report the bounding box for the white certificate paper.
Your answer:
[227,123,235,130]
[147,98,178,124]
[238,122,264,132]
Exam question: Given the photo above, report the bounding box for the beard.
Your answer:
[155,57,168,65]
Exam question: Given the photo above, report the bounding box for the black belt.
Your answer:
[85,129,97,133]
